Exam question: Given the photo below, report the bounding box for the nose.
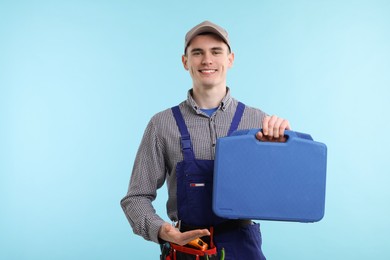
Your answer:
[201,52,213,65]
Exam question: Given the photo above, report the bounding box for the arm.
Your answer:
[120,119,167,243]
[120,119,210,245]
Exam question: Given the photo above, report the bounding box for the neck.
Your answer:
[192,85,227,109]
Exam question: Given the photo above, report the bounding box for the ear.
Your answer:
[182,55,189,70]
[227,52,235,68]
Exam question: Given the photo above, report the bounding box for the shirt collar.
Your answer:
[186,87,233,113]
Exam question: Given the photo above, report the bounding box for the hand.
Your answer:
[256,115,291,142]
[158,222,210,246]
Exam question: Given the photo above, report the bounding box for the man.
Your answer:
[121,21,291,259]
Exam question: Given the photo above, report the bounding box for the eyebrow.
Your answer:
[190,47,225,53]
[190,48,203,53]
[211,47,224,51]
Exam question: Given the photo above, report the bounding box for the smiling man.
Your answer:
[121,21,290,259]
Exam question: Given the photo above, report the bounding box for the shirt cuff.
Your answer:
[150,218,167,244]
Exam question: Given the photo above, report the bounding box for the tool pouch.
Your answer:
[160,228,221,260]
[166,243,218,260]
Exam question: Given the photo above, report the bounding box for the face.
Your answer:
[182,34,234,90]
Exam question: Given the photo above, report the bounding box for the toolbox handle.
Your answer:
[231,128,313,141]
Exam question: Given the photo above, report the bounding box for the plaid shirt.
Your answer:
[121,88,267,243]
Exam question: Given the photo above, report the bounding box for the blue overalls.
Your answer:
[171,103,266,260]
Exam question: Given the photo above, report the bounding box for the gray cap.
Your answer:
[184,20,230,53]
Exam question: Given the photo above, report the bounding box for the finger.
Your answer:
[266,115,278,137]
[280,119,289,136]
[273,117,284,138]
[262,116,270,135]
[256,131,263,141]
[282,119,291,131]
[256,131,272,142]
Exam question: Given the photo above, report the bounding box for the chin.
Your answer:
[200,83,218,89]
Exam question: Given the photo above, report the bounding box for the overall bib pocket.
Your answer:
[176,160,220,226]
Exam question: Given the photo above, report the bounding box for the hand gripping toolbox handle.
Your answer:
[231,128,314,142]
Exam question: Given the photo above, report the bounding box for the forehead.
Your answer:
[187,34,229,51]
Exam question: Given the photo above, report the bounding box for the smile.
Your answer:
[199,69,217,74]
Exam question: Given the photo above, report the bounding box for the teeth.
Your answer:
[200,70,216,73]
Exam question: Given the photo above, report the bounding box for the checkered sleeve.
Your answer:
[120,118,167,243]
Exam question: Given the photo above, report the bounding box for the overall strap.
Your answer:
[227,102,245,136]
[171,106,195,161]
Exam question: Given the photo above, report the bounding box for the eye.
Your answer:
[212,50,223,55]
[192,51,202,56]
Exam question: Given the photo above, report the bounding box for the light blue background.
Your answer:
[1,0,389,259]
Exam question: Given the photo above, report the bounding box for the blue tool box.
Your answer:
[213,129,327,222]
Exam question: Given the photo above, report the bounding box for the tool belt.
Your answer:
[160,220,252,260]
[160,226,218,260]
